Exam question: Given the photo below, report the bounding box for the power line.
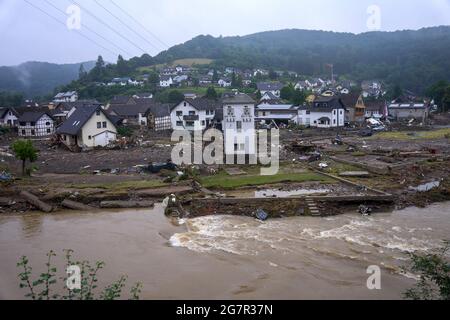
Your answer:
[109,0,170,50]
[42,0,133,57]
[22,0,118,57]
[69,0,148,55]
[93,0,161,52]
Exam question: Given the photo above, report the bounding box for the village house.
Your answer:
[53,91,78,103]
[161,67,177,76]
[361,80,383,98]
[160,75,174,88]
[0,107,20,127]
[255,103,298,125]
[295,96,346,128]
[18,111,55,137]
[222,93,256,158]
[260,91,281,103]
[109,95,136,106]
[53,100,102,124]
[57,105,117,150]
[199,75,213,86]
[170,98,219,131]
[257,82,284,97]
[144,103,172,131]
[340,93,366,124]
[108,102,152,126]
[365,100,387,119]
[133,93,153,100]
[388,101,429,121]
[218,78,232,88]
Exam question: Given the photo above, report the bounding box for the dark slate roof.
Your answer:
[109,102,152,117]
[172,98,219,111]
[18,111,53,123]
[257,82,284,91]
[339,93,361,109]
[222,93,255,105]
[145,103,171,118]
[110,96,135,105]
[55,100,101,112]
[365,100,386,111]
[313,96,346,110]
[57,105,115,135]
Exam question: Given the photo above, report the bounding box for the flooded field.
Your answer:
[1,202,450,300]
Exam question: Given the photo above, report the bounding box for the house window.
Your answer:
[184,102,187,107]
[306,111,311,115]
[22,130,26,135]
[176,121,183,127]
[30,122,36,126]
[176,111,182,117]
[46,122,51,126]
[201,120,206,126]
[103,122,107,128]
[97,122,101,129]
[96,111,101,116]
[227,106,234,116]
[47,129,51,133]
[236,121,242,132]
[31,130,35,136]
[189,111,196,116]
[88,136,92,140]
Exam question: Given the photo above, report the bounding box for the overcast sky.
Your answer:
[1,0,450,66]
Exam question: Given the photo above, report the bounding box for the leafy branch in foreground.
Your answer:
[403,241,450,300]
[17,250,142,300]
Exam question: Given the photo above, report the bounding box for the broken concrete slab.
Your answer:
[20,191,53,213]
[61,199,97,211]
[224,167,247,176]
[339,171,371,177]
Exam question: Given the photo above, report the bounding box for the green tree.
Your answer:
[168,90,184,104]
[116,55,129,77]
[90,55,106,82]
[269,69,278,80]
[205,87,218,100]
[255,90,262,101]
[11,140,38,176]
[78,64,87,81]
[427,80,450,112]
[280,86,294,100]
[403,241,450,300]
[212,70,219,82]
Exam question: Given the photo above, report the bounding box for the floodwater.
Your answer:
[1,202,450,300]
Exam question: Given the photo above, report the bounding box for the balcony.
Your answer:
[183,115,199,121]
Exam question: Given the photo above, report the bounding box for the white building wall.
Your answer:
[170,101,214,131]
[18,115,55,137]
[223,103,256,156]
[296,109,345,128]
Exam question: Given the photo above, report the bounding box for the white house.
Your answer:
[218,78,232,87]
[222,93,256,158]
[18,111,55,137]
[295,96,346,128]
[53,91,78,103]
[170,98,218,131]
[0,107,20,127]
[257,82,284,97]
[160,76,174,88]
[57,105,117,150]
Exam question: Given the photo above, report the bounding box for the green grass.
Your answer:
[373,128,450,140]
[199,171,334,189]
[70,180,166,191]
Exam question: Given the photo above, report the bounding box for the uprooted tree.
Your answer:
[11,140,38,176]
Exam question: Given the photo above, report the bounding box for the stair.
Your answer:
[305,197,321,217]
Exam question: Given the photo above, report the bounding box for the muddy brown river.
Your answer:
[1,202,449,300]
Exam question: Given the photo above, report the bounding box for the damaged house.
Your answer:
[57,105,117,150]
[18,111,55,137]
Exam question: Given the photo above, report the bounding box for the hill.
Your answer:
[150,26,450,93]
[0,61,95,98]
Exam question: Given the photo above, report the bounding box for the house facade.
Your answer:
[388,102,429,121]
[255,103,298,125]
[295,96,346,128]
[170,98,218,131]
[341,93,366,124]
[0,108,20,127]
[257,82,284,97]
[18,112,55,137]
[53,91,78,103]
[160,76,173,87]
[57,105,117,150]
[145,104,172,131]
[222,94,256,157]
